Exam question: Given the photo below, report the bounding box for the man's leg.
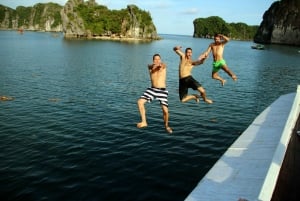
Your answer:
[137,98,148,128]
[181,94,199,103]
[197,86,213,104]
[212,71,226,86]
[222,65,237,81]
[161,104,172,133]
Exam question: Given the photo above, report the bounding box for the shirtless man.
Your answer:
[137,53,172,134]
[173,46,212,104]
[202,34,237,86]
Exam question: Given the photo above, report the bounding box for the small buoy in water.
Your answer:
[0,96,14,101]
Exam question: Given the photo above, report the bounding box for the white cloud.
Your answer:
[181,8,199,15]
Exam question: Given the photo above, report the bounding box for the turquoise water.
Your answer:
[0,31,299,201]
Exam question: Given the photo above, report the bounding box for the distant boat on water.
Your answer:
[251,44,265,50]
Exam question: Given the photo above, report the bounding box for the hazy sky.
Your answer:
[1,0,277,35]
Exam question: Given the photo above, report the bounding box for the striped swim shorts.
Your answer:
[140,87,168,107]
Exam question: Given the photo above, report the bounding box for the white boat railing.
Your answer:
[258,85,300,201]
[185,85,300,201]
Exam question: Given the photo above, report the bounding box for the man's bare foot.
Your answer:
[137,122,147,128]
[204,98,213,104]
[221,79,226,86]
[193,94,200,103]
[165,126,173,134]
[232,75,237,81]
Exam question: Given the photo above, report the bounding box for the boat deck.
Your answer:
[185,85,300,201]
[271,112,300,201]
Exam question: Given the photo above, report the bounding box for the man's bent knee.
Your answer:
[138,98,146,105]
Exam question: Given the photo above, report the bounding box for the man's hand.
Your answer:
[199,53,208,60]
[173,46,182,51]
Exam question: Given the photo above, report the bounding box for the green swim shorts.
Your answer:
[212,59,226,72]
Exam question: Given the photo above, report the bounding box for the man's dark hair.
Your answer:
[153,53,161,60]
[185,47,192,53]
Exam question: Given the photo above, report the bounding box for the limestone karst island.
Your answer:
[0,0,159,41]
[0,0,299,45]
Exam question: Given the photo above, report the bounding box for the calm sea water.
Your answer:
[0,31,299,201]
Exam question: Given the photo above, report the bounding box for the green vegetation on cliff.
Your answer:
[193,16,258,40]
[0,3,62,29]
[0,1,156,39]
[76,3,153,36]
[0,5,15,28]
[27,3,62,29]
[15,6,32,27]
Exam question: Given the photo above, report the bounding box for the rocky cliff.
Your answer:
[0,3,63,31]
[254,0,300,46]
[0,0,159,40]
[61,0,158,39]
[61,0,86,37]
